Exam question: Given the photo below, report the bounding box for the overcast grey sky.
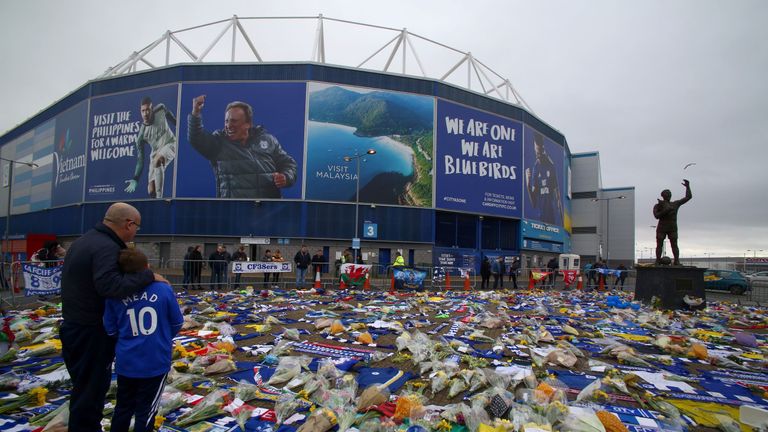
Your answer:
[1,0,766,258]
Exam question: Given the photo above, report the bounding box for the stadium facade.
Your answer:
[0,17,635,272]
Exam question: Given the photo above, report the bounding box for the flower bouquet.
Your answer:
[157,388,186,417]
[275,392,301,426]
[173,388,229,427]
[297,407,337,432]
[233,379,260,403]
[356,384,390,411]
[29,401,69,427]
[267,356,310,386]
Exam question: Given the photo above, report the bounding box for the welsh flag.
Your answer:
[0,318,14,345]
[562,270,578,286]
[340,264,371,287]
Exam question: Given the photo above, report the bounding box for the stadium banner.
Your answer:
[523,125,565,227]
[23,263,62,296]
[176,82,306,199]
[0,120,54,215]
[393,266,428,290]
[432,248,477,273]
[305,82,434,207]
[84,84,180,201]
[435,100,523,217]
[232,261,292,274]
[52,101,88,206]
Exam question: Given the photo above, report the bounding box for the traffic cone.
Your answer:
[313,271,322,289]
[463,272,471,291]
[598,275,605,291]
[389,274,396,295]
[363,273,371,290]
[445,272,452,291]
[528,274,535,289]
[576,275,583,290]
[340,276,347,290]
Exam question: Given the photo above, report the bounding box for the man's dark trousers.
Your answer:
[61,321,116,431]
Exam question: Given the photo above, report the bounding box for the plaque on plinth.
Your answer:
[634,266,706,310]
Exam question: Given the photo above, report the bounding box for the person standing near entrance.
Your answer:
[272,249,284,287]
[208,244,228,290]
[294,245,312,289]
[311,249,325,280]
[60,202,165,430]
[182,246,193,290]
[231,246,248,289]
[546,257,559,287]
[509,257,520,289]
[190,245,203,289]
[261,249,273,288]
[392,251,405,268]
[480,256,491,290]
[492,256,505,290]
[614,263,628,288]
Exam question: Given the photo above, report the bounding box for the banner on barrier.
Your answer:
[232,261,292,274]
[394,266,427,290]
[340,263,371,287]
[23,264,62,296]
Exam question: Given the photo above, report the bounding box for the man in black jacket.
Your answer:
[190,245,203,289]
[61,202,165,431]
[209,244,229,290]
[294,245,312,289]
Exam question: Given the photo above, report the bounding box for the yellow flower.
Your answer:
[30,387,47,406]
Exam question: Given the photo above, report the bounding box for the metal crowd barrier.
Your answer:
[2,257,764,306]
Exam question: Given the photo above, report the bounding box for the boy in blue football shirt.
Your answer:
[104,248,184,432]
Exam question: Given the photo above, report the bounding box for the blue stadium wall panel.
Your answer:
[0,200,434,243]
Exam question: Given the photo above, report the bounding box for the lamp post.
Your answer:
[343,149,376,257]
[0,156,39,263]
[591,195,626,267]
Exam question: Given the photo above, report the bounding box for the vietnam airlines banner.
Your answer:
[52,101,88,206]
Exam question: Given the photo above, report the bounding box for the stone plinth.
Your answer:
[634,266,706,310]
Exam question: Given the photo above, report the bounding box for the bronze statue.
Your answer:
[654,179,692,265]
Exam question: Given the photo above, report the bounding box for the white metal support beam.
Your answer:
[234,19,263,62]
[404,33,427,77]
[100,16,533,112]
[383,30,405,72]
[231,15,237,62]
[356,33,400,69]
[169,33,199,62]
[197,20,234,62]
[312,14,326,63]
